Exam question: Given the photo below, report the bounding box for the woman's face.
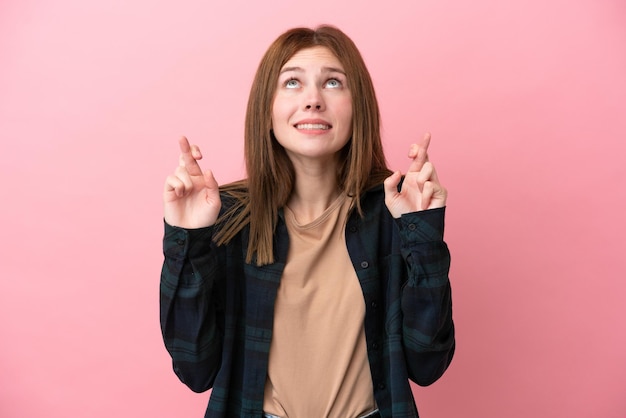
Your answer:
[271,46,353,165]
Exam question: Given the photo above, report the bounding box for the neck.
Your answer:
[287,163,342,224]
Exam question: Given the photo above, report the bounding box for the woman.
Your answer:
[161,25,455,418]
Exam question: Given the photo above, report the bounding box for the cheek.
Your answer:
[271,97,291,124]
[341,102,353,128]
[339,96,353,119]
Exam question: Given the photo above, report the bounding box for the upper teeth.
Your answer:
[296,123,330,130]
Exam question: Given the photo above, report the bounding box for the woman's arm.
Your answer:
[397,207,455,386]
[160,135,225,392]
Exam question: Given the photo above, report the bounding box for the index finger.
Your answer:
[407,132,431,172]
[178,136,203,176]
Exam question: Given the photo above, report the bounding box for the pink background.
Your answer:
[1,0,625,417]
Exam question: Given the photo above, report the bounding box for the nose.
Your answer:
[303,86,325,111]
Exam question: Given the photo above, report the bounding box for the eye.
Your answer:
[285,78,300,89]
[325,78,342,89]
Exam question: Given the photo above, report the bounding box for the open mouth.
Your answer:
[294,123,331,130]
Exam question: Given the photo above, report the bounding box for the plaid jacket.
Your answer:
[160,184,455,418]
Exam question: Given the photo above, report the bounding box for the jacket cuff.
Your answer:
[163,221,214,259]
[395,207,446,243]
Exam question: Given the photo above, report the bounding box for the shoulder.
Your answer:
[359,182,385,211]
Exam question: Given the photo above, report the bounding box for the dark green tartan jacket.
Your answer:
[160,184,455,418]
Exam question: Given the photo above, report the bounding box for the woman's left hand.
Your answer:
[384,132,448,218]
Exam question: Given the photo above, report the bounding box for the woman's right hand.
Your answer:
[163,136,221,229]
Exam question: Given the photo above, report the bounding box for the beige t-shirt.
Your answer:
[263,194,376,418]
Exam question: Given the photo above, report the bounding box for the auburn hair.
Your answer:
[214,25,391,265]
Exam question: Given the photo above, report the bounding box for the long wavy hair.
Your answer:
[214,25,391,265]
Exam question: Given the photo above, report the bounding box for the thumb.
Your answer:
[383,170,401,200]
[203,169,219,190]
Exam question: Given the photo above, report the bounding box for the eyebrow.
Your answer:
[279,66,346,75]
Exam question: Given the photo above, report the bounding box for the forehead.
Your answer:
[281,46,344,71]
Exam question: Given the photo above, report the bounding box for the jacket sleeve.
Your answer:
[160,221,225,393]
[396,207,455,386]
